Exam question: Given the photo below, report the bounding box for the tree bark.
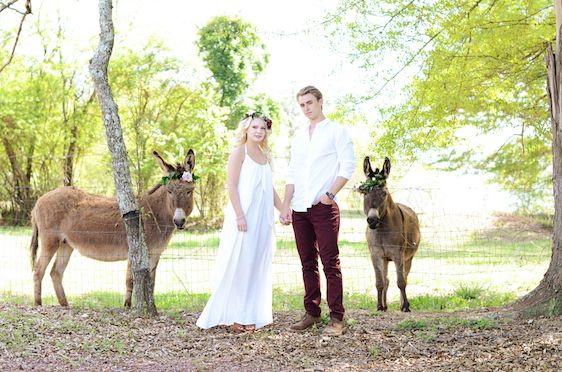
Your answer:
[89,0,156,316]
[511,0,562,317]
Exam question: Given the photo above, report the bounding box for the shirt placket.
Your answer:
[304,133,313,207]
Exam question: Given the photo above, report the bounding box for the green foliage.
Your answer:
[408,289,517,311]
[483,135,552,211]
[327,0,554,208]
[396,319,430,331]
[0,29,99,224]
[197,16,269,108]
[229,93,281,131]
[357,174,386,193]
[453,283,486,300]
[108,41,230,220]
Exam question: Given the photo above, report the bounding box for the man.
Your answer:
[280,85,355,336]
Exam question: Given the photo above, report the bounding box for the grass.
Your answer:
[396,316,498,332]
[0,304,130,357]
[0,212,550,318]
[0,226,31,236]
[0,283,518,314]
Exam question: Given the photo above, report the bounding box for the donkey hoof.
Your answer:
[124,300,131,308]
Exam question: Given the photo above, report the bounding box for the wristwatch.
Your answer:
[325,191,336,200]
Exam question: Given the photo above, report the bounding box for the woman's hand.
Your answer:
[236,215,247,231]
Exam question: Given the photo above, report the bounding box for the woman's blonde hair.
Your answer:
[233,115,272,162]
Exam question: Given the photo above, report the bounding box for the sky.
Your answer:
[6,0,367,107]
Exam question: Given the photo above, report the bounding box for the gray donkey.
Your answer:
[359,156,420,312]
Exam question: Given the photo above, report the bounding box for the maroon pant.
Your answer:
[292,202,344,321]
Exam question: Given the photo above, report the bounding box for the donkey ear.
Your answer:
[153,151,175,173]
[381,157,391,178]
[363,156,374,178]
[184,149,195,172]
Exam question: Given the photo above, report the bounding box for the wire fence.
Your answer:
[0,184,552,306]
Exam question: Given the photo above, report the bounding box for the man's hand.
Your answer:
[279,206,292,225]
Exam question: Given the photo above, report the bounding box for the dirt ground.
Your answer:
[0,303,560,371]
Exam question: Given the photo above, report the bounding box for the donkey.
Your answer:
[30,149,196,308]
[359,156,420,312]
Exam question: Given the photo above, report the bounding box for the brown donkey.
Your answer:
[30,150,196,307]
[359,156,420,312]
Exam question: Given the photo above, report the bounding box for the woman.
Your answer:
[196,112,282,333]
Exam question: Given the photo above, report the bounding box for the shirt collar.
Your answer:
[310,118,329,128]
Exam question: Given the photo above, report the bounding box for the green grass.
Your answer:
[1,282,518,314]
[0,309,41,356]
[0,304,130,358]
[0,226,31,236]
[417,232,551,265]
[396,316,498,332]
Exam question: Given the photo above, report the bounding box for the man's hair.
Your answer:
[296,86,323,101]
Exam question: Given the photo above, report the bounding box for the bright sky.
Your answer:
[9,0,366,107]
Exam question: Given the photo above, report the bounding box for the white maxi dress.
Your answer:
[196,148,276,330]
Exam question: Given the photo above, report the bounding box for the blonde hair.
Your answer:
[233,116,272,162]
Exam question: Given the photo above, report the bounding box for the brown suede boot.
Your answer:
[289,313,321,331]
[322,318,346,336]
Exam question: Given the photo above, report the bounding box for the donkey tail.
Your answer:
[30,217,39,271]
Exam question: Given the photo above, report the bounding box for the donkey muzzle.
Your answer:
[174,209,186,229]
[367,216,381,229]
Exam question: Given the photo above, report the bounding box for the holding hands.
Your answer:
[279,206,292,225]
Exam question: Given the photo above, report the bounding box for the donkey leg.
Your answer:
[381,260,389,311]
[149,255,160,294]
[32,238,58,306]
[124,260,133,308]
[50,244,73,307]
[371,256,389,311]
[395,259,410,312]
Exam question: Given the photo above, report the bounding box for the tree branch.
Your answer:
[0,0,32,74]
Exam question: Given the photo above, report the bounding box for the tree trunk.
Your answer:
[62,123,77,186]
[1,116,35,223]
[89,0,156,316]
[512,0,562,317]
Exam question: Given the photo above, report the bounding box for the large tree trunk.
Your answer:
[89,0,156,316]
[512,0,562,317]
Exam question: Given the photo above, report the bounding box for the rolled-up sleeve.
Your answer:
[335,126,355,180]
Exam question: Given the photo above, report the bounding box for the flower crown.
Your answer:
[245,112,272,130]
[356,174,386,194]
[160,170,200,185]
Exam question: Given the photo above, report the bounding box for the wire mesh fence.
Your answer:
[0,184,552,307]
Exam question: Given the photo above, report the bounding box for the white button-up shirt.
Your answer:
[286,119,355,212]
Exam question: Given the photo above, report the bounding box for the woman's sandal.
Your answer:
[230,323,245,334]
[244,324,256,333]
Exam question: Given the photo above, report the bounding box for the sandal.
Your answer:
[230,323,245,334]
[244,324,256,333]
